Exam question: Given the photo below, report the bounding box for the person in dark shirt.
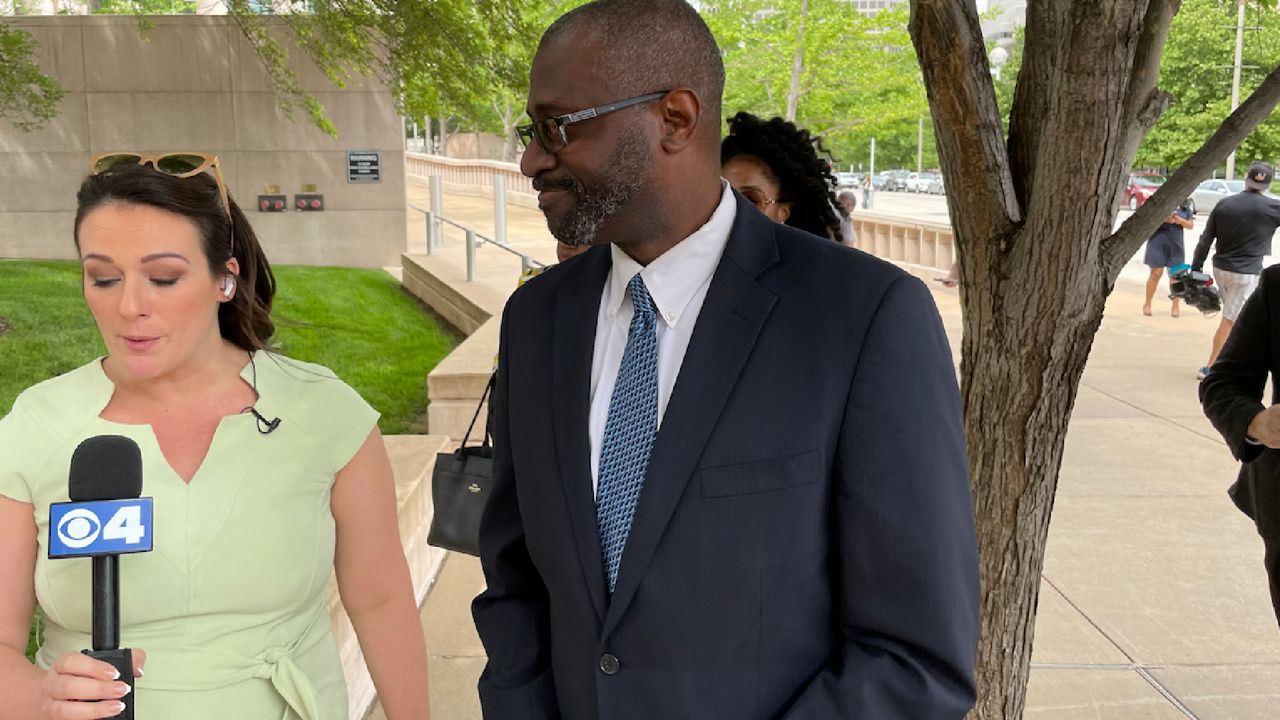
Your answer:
[1143,201,1194,317]
[1191,161,1280,379]
[1200,264,1280,628]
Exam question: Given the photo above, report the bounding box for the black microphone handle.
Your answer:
[87,555,134,719]
[91,555,119,651]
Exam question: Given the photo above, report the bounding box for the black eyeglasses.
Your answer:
[516,91,670,154]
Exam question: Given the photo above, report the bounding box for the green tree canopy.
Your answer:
[701,0,934,170]
[1138,0,1280,170]
[1,0,536,137]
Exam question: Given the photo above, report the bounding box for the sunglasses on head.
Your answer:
[89,152,233,226]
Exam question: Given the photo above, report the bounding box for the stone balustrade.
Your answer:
[852,212,955,272]
[406,153,537,208]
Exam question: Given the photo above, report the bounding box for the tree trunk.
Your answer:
[908,0,1280,716]
[785,0,807,122]
[499,97,517,163]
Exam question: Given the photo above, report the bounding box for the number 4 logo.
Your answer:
[103,505,147,545]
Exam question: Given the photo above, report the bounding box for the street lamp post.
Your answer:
[866,137,876,210]
[989,45,1009,81]
[1227,0,1246,179]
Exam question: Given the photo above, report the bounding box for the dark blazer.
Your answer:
[473,193,980,720]
[1201,265,1280,552]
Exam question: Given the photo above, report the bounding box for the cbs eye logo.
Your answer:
[56,508,103,549]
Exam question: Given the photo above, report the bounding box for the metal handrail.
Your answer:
[408,204,545,282]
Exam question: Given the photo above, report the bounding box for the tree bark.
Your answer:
[785,0,807,122]
[909,0,1280,717]
[496,98,518,163]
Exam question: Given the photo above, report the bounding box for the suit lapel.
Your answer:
[552,247,611,623]
[604,195,780,637]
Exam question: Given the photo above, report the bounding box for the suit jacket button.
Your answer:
[599,653,620,675]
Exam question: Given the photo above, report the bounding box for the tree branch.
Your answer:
[1101,61,1280,280]
[909,0,1020,246]
[1107,0,1179,207]
[1005,0,1071,209]
[1119,0,1180,151]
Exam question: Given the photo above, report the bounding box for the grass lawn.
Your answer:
[0,260,460,433]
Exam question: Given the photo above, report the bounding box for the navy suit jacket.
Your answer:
[473,193,979,720]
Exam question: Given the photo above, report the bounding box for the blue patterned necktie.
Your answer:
[597,273,660,593]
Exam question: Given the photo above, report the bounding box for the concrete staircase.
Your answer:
[325,433,452,720]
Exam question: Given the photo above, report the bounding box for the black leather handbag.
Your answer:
[427,372,495,556]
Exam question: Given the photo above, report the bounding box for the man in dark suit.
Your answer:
[472,1,980,718]
[1201,264,1280,628]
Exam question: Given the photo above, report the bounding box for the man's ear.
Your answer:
[657,89,702,154]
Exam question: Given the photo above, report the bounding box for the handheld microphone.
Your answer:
[50,435,153,720]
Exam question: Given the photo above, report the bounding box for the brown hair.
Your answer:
[74,163,276,351]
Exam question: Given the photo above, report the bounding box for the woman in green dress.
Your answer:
[0,156,430,719]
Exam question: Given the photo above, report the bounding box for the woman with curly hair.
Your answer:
[721,111,845,242]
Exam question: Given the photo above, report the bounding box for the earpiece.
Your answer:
[221,276,236,298]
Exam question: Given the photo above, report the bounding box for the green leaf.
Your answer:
[0,21,65,132]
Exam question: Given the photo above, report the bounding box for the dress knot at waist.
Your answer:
[103,645,327,720]
[39,608,332,720]
[254,646,327,720]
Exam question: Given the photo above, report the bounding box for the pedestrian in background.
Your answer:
[720,111,845,242]
[1191,160,1280,379]
[837,189,858,247]
[1142,200,1194,318]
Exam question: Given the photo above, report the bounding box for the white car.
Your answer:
[904,172,921,192]
[1188,179,1245,215]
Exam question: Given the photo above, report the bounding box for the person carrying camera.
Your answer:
[1191,161,1280,380]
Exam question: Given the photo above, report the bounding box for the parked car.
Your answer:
[904,172,922,192]
[886,169,911,191]
[1188,179,1245,215]
[835,172,860,189]
[872,172,890,191]
[1122,172,1166,210]
[926,174,946,195]
[914,172,940,193]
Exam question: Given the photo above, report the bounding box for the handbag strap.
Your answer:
[458,371,496,451]
[481,375,495,451]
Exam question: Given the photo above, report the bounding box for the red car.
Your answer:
[1123,172,1166,210]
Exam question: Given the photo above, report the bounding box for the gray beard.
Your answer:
[547,121,651,248]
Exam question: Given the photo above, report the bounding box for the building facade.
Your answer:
[0,15,406,267]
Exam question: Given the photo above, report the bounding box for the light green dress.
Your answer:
[0,353,378,720]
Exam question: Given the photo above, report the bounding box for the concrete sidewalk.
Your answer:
[380,187,1280,719]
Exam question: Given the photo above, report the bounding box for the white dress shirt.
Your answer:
[589,181,738,495]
